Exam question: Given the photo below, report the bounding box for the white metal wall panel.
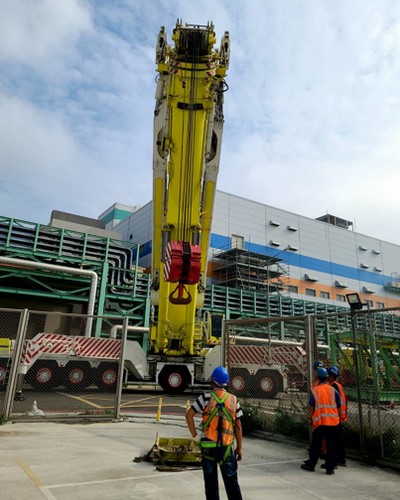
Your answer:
[113,190,400,306]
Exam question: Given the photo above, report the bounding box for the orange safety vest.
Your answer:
[332,381,347,422]
[310,383,340,430]
[202,389,237,446]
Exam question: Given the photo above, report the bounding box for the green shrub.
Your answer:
[273,408,309,441]
[240,401,270,435]
[382,427,400,459]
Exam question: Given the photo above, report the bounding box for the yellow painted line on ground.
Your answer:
[15,458,57,500]
[62,393,105,409]
[120,402,186,409]
[119,395,163,408]
[62,392,186,410]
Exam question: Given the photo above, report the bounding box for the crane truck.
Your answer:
[1,21,230,395]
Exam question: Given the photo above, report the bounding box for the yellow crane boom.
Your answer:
[150,21,229,357]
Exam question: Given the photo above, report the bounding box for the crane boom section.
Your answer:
[151,21,229,356]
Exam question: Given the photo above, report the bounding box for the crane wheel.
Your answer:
[254,370,283,399]
[95,363,119,392]
[63,362,93,390]
[228,368,251,397]
[158,366,190,394]
[27,361,61,390]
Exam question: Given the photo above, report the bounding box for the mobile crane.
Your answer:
[149,20,230,392]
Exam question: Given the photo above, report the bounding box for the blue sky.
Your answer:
[1,0,400,243]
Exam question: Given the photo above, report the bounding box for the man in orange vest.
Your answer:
[186,366,243,500]
[327,365,347,467]
[301,367,341,475]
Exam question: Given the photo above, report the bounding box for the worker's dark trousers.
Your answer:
[337,422,346,464]
[201,446,242,500]
[308,425,339,472]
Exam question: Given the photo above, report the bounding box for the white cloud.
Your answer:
[0,0,92,65]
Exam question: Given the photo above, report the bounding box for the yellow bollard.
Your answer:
[156,397,163,421]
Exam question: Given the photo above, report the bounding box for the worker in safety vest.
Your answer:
[186,366,243,500]
[327,365,348,466]
[312,361,324,387]
[301,367,341,475]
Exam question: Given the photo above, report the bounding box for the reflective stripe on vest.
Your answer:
[332,381,347,422]
[310,384,340,429]
[202,389,237,446]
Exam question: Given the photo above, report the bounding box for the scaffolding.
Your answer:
[212,246,290,294]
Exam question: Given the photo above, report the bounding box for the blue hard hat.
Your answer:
[211,366,229,386]
[313,361,324,369]
[317,367,328,380]
[328,366,340,378]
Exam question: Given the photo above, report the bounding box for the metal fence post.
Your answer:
[114,316,129,420]
[221,317,227,367]
[305,314,315,442]
[368,312,384,458]
[304,314,316,394]
[3,309,29,419]
[350,312,365,453]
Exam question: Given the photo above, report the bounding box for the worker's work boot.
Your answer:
[320,464,337,470]
[301,463,315,472]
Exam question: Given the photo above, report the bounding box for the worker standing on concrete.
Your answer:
[327,365,348,466]
[186,366,243,500]
[302,367,341,475]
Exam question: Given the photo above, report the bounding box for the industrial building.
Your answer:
[110,190,400,310]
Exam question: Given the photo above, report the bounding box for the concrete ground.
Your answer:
[1,416,399,500]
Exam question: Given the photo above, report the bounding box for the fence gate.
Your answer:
[0,308,128,421]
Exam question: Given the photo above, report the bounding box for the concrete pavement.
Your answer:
[1,417,399,499]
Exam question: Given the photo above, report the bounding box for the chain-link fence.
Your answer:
[3,305,400,464]
[0,308,130,421]
[225,309,400,464]
[327,306,400,462]
[224,315,315,443]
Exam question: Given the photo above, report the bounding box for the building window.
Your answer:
[288,285,298,293]
[320,291,330,299]
[337,294,346,302]
[306,288,316,297]
[377,302,385,308]
[365,300,373,308]
[232,234,244,250]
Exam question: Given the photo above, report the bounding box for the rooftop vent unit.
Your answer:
[315,214,353,230]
